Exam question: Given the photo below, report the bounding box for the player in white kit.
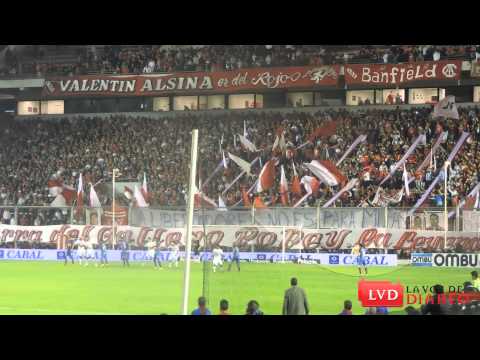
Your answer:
[75,238,87,266]
[212,246,224,273]
[85,241,95,266]
[169,243,179,268]
[145,239,156,267]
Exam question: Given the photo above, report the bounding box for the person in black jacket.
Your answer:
[421,284,449,315]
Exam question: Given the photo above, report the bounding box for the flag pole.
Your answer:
[444,161,450,250]
[182,129,199,315]
[112,168,119,249]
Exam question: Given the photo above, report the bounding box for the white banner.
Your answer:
[2,224,480,252]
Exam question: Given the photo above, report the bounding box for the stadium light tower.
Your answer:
[182,129,198,315]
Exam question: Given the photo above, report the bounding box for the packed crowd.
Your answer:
[3,45,480,77]
[1,105,480,227]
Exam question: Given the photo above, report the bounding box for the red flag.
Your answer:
[253,196,267,209]
[291,161,302,196]
[242,187,251,208]
[308,122,337,142]
[256,159,276,193]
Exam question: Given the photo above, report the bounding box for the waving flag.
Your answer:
[279,165,289,206]
[141,172,149,202]
[308,122,337,142]
[228,152,252,176]
[253,196,267,209]
[256,159,276,193]
[134,184,149,208]
[89,183,102,208]
[403,164,410,197]
[124,186,134,200]
[305,160,346,186]
[291,161,302,196]
[222,151,228,169]
[74,174,84,217]
[433,95,459,120]
[48,178,63,197]
[238,134,258,152]
[242,186,251,208]
[218,196,227,211]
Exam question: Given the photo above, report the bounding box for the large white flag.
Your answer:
[89,183,102,208]
[228,152,252,176]
[403,164,410,197]
[238,134,258,152]
[134,184,149,208]
[433,95,459,120]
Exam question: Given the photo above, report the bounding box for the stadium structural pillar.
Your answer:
[384,207,388,228]
[251,205,255,225]
[316,204,320,229]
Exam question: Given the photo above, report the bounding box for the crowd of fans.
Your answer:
[2,45,480,77]
[1,105,480,228]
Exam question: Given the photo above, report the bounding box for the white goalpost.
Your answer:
[181,129,199,315]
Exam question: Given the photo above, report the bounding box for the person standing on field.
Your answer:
[282,277,309,315]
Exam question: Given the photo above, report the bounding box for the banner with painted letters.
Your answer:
[2,224,480,252]
[42,65,340,97]
[130,207,408,229]
[344,60,462,86]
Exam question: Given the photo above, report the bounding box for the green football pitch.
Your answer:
[0,261,471,315]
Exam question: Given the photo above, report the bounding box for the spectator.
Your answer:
[471,271,480,290]
[421,284,449,315]
[191,296,211,315]
[282,277,310,315]
[246,300,263,315]
[404,306,421,315]
[339,300,353,315]
[219,299,229,315]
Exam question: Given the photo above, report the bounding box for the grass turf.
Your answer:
[0,260,471,315]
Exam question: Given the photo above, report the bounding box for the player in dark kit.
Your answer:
[153,241,163,270]
[64,239,74,265]
[228,245,240,271]
[120,240,130,267]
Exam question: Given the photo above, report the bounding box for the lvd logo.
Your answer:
[358,280,404,307]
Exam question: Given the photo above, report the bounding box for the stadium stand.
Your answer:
[1,45,479,77]
[1,106,479,220]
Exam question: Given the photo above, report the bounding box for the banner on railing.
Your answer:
[1,224,480,252]
[344,60,462,86]
[42,65,340,97]
[462,210,480,232]
[130,207,408,229]
[0,248,397,266]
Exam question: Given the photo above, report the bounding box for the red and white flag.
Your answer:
[124,186,134,200]
[134,184,149,207]
[279,165,289,206]
[291,161,302,196]
[256,159,276,193]
[305,160,345,186]
[141,172,149,202]
[74,174,84,215]
[433,95,459,120]
[89,183,102,208]
[48,178,63,197]
[301,175,320,195]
